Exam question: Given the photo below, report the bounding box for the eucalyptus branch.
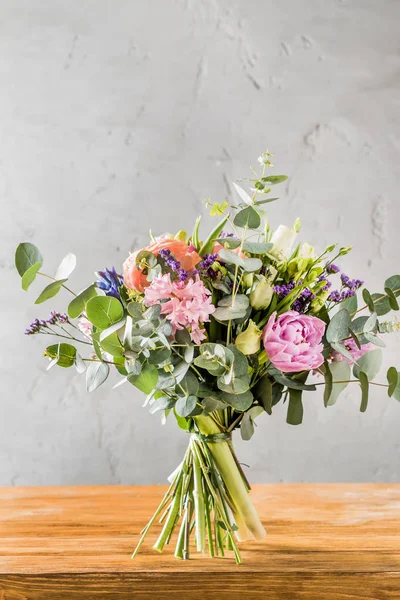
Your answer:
[38,272,77,297]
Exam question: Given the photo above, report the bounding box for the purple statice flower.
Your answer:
[198,253,218,270]
[219,232,234,238]
[328,290,342,303]
[159,248,182,272]
[292,287,316,314]
[274,281,296,300]
[340,273,364,290]
[48,311,69,325]
[96,267,123,299]
[326,263,340,274]
[177,268,189,281]
[25,318,42,335]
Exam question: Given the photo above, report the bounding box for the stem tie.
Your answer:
[190,432,232,444]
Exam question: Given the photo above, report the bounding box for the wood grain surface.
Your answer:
[1,484,400,599]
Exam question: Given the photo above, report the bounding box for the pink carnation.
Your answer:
[263,310,325,373]
[332,338,372,364]
[144,274,215,343]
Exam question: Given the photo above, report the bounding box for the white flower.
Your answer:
[298,242,315,259]
[270,225,297,259]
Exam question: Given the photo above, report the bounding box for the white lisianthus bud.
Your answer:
[235,320,262,355]
[298,242,315,259]
[250,277,273,310]
[270,225,297,259]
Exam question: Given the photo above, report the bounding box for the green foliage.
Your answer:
[387,367,398,398]
[54,253,76,280]
[86,296,124,329]
[68,284,97,318]
[100,332,124,357]
[353,349,382,381]
[324,361,351,406]
[86,361,110,392]
[212,294,249,322]
[240,406,264,440]
[45,343,76,368]
[218,390,253,411]
[175,395,198,417]
[286,389,303,425]
[233,206,260,229]
[128,364,158,394]
[199,216,228,256]
[21,263,42,291]
[261,175,288,185]
[358,372,369,412]
[15,242,43,278]
[35,279,68,304]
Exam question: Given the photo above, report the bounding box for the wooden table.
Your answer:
[1,485,399,599]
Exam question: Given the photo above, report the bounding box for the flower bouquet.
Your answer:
[16,152,400,563]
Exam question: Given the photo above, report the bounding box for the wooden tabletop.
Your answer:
[1,484,399,599]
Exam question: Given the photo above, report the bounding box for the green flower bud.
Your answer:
[250,277,273,310]
[235,320,262,355]
[174,230,187,242]
[242,272,254,288]
[310,290,329,313]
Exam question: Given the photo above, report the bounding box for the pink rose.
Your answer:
[263,310,326,373]
[332,338,372,364]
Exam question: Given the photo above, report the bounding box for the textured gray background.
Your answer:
[1,0,399,486]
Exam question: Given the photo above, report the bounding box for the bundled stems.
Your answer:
[131,412,266,563]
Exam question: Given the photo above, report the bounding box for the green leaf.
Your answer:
[45,343,76,368]
[175,395,198,417]
[149,396,176,414]
[353,349,382,381]
[371,293,391,316]
[363,331,386,348]
[199,216,229,256]
[86,296,124,329]
[330,342,357,364]
[21,262,42,291]
[201,396,227,412]
[364,312,377,333]
[323,362,333,407]
[392,373,400,402]
[240,413,254,441]
[384,274,400,297]
[54,253,76,280]
[127,301,143,319]
[218,248,244,267]
[261,175,288,185]
[232,182,252,205]
[254,197,279,206]
[99,319,126,342]
[100,332,124,357]
[214,237,241,249]
[178,371,199,397]
[242,241,273,254]
[362,289,375,312]
[359,371,369,412]
[15,242,43,277]
[212,294,249,322]
[286,389,303,425]
[68,284,98,319]
[218,390,253,411]
[255,375,273,414]
[325,361,351,406]
[128,364,158,394]
[269,369,316,391]
[233,206,261,229]
[242,257,262,273]
[148,347,172,365]
[35,279,68,304]
[341,295,358,314]
[191,216,201,251]
[384,288,399,311]
[387,367,398,398]
[86,361,110,392]
[326,309,351,343]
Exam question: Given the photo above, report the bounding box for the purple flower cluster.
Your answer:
[219,232,234,238]
[198,253,218,279]
[328,272,364,303]
[96,267,123,299]
[25,312,69,335]
[274,281,296,299]
[159,248,189,282]
[292,287,316,313]
[326,263,340,274]
[274,280,317,314]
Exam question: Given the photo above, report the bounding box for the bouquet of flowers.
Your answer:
[16,151,400,563]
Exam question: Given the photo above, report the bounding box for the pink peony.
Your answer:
[123,237,201,292]
[144,273,215,343]
[263,310,325,373]
[332,338,372,364]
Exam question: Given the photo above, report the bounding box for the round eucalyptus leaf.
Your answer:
[175,395,198,417]
[86,296,124,329]
[15,242,42,277]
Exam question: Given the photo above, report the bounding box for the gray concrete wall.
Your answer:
[1,0,399,486]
